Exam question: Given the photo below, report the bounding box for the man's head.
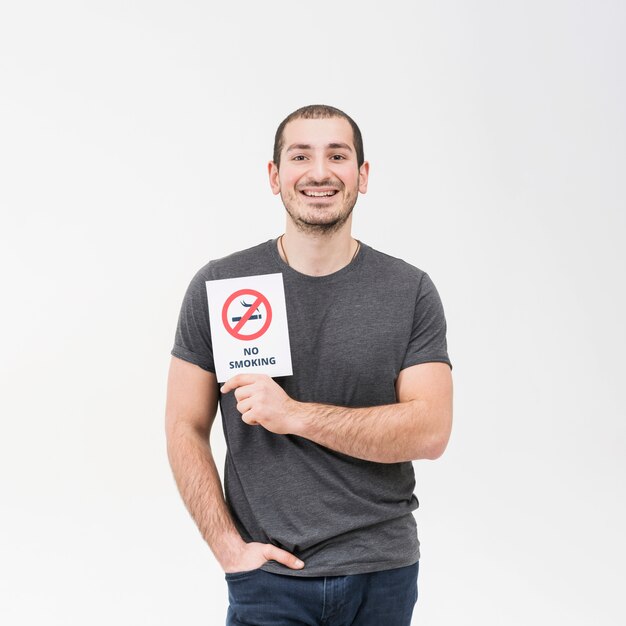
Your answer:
[269,105,369,235]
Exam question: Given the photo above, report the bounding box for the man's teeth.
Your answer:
[302,190,337,197]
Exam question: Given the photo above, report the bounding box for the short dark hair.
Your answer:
[273,104,364,169]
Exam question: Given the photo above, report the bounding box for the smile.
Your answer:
[300,190,338,197]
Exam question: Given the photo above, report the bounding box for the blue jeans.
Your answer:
[225,561,419,625]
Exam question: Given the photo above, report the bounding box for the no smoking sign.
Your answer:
[222,288,273,341]
[206,273,293,382]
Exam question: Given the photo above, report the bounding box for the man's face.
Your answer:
[268,117,369,234]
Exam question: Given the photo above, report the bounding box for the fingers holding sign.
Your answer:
[221,374,301,435]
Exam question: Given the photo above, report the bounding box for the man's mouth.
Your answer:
[300,189,338,198]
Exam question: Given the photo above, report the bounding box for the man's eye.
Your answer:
[331,154,346,160]
[293,155,307,161]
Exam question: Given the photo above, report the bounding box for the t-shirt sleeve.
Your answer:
[170,266,215,372]
[400,272,452,371]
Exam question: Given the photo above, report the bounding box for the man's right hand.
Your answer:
[222,541,305,574]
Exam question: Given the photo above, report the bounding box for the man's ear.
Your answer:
[268,161,280,195]
[358,161,370,194]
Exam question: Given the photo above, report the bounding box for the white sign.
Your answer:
[205,273,293,382]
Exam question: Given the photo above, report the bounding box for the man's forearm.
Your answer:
[293,399,446,463]
[166,424,244,567]
[221,369,452,464]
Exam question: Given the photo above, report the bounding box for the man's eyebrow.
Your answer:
[285,142,353,153]
[286,144,312,153]
[327,142,353,152]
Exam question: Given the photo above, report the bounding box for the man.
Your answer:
[165,104,453,625]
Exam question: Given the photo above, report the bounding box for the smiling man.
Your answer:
[272,115,365,237]
[166,104,453,625]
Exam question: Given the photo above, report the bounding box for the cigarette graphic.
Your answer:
[231,299,263,322]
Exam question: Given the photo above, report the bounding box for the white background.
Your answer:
[1,1,624,624]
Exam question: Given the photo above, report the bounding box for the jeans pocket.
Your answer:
[224,567,263,581]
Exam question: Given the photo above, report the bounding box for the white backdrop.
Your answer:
[1,2,624,624]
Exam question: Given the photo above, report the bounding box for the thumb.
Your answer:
[264,544,305,570]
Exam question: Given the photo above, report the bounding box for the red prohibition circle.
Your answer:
[221,288,273,341]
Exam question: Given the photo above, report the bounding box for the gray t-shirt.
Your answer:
[171,238,452,577]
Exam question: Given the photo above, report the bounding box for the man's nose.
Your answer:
[309,156,331,181]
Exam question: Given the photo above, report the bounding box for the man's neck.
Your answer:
[278,222,359,277]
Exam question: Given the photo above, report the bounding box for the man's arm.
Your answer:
[220,361,453,464]
[165,356,305,572]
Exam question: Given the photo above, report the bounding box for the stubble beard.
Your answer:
[281,189,358,235]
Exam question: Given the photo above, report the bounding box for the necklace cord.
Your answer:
[279,234,360,269]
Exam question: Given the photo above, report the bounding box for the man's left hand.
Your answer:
[220,374,301,435]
